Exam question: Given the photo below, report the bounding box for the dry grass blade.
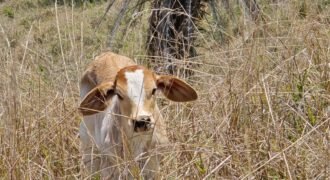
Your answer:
[202,155,231,180]
[240,117,330,179]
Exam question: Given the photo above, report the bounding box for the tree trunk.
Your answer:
[147,0,203,76]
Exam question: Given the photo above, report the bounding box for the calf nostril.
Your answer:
[142,117,151,122]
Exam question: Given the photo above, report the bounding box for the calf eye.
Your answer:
[151,88,157,95]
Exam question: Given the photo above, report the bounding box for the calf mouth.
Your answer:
[132,119,152,132]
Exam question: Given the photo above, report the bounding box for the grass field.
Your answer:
[0,0,329,179]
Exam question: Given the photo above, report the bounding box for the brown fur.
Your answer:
[80,52,135,96]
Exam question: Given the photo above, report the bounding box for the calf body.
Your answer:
[79,52,197,179]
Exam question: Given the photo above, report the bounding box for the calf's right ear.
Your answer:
[79,82,115,116]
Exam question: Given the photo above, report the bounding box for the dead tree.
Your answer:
[147,0,204,76]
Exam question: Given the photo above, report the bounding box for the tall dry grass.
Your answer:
[0,0,329,179]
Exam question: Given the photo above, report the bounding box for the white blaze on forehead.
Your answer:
[125,69,145,108]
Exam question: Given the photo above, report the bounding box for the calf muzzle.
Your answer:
[133,116,152,132]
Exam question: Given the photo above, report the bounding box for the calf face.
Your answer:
[79,65,197,133]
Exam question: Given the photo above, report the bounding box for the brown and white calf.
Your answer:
[79,52,197,179]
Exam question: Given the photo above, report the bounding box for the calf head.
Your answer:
[79,65,197,133]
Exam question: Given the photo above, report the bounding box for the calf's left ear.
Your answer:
[156,75,198,102]
[79,82,115,115]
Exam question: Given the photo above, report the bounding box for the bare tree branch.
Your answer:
[95,0,117,29]
[108,0,130,49]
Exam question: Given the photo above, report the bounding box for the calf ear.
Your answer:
[156,75,198,102]
[79,82,115,115]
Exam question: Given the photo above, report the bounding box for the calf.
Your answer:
[79,52,197,179]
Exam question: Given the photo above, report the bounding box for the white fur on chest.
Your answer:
[80,97,119,149]
[131,132,154,158]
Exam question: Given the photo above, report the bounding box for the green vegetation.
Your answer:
[2,6,14,18]
[0,0,329,179]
